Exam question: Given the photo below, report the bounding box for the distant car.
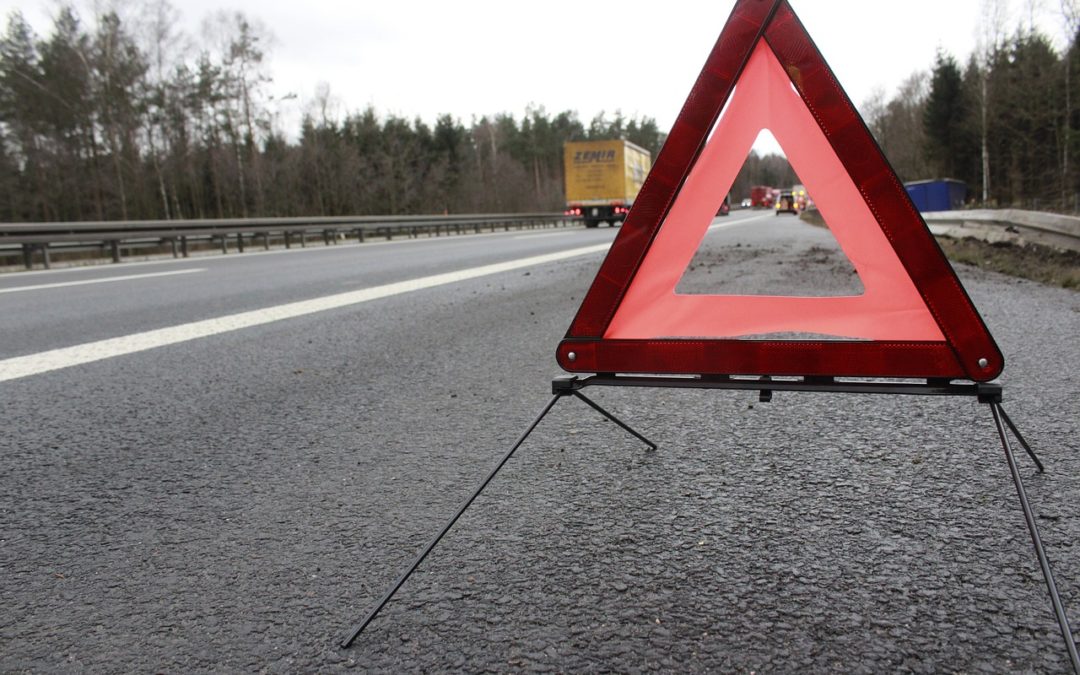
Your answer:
[791,184,809,210]
[740,198,752,208]
[775,191,798,215]
[718,194,731,216]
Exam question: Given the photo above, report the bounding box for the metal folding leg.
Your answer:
[340,391,654,648]
[339,394,562,648]
[572,391,658,451]
[991,403,1079,673]
[997,405,1046,473]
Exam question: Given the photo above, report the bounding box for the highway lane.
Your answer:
[1,210,1077,671]
[0,211,770,366]
[0,223,621,361]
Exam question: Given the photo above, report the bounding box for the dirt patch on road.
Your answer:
[934,236,1079,290]
[799,208,1079,290]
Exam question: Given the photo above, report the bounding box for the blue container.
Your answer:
[904,179,967,212]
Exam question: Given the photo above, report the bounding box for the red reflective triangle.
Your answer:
[557,0,1003,382]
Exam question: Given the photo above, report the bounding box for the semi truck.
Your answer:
[563,139,652,228]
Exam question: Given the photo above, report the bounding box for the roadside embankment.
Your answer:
[799,208,1079,290]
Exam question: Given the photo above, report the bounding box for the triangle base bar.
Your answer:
[557,339,969,380]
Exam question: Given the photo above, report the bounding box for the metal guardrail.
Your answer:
[6,208,1073,272]
[922,209,1080,254]
[0,213,582,270]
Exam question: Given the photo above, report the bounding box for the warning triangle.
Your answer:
[557,0,1003,382]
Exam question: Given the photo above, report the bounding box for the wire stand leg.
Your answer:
[340,393,565,648]
[997,405,1046,473]
[991,403,1079,673]
[572,391,658,450]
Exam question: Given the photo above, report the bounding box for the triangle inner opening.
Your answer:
[675,153,864,298]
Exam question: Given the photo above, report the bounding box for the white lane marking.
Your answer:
[0,268,205,295]
[707,212,774,231]
[0,243,610,383]
[513,231,579,240]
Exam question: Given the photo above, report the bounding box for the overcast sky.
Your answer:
[1,0,1072,143]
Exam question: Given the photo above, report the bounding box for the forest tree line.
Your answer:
[865,6,1080,211]
[0,3,665,222]
[1,2,1078,223]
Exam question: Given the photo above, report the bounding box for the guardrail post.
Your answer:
[300,231,307,248]
[356,228,365,243]
[110,240,121,263]
[285,231,292,249]
[21,243,33,269]
[169,238,178,258]
[41,243,50,269]
[323,229,331,246]
[237,233,245,253]
[181,236,189,257]
[262,232,270,250]
[220,235,228,254]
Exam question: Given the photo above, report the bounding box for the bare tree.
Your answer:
[200,10,273,217]
[135,0,186,218]
[1061,0,1079,208]
[1024,0,1045,31]
[1065,0,1080,26]
[976,0,1011,203]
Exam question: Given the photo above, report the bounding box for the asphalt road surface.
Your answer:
[2,210,1078,672]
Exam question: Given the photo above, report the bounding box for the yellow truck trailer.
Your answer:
[563,139,652,228]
